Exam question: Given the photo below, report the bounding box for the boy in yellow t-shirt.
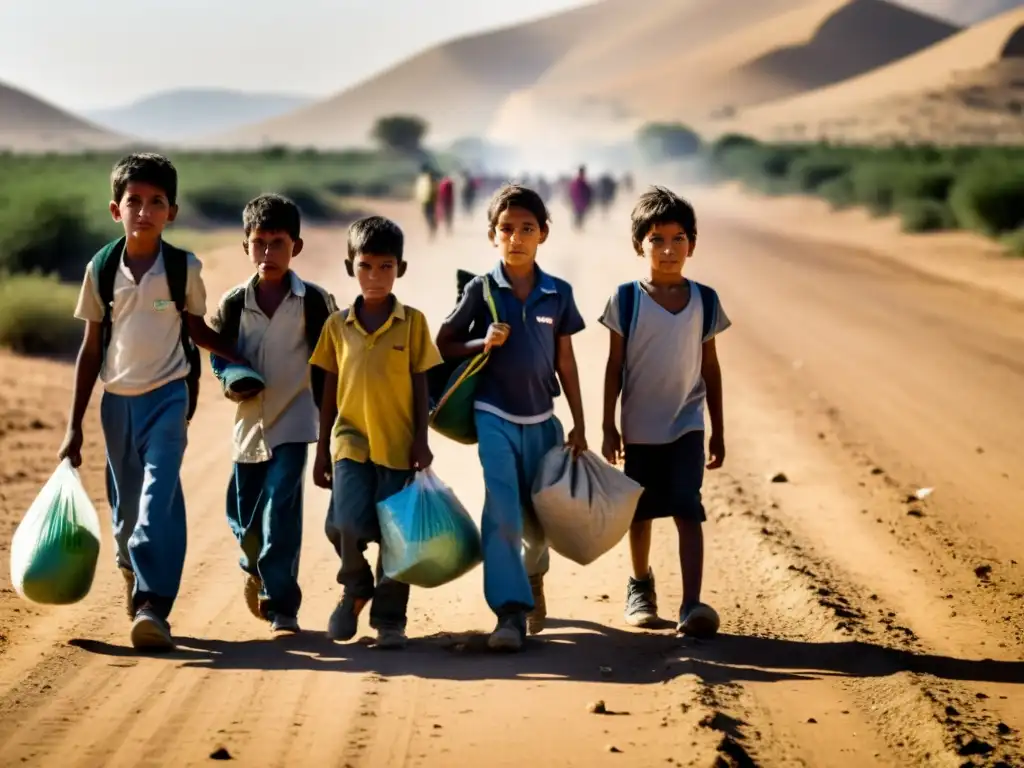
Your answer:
[310,216,441,649]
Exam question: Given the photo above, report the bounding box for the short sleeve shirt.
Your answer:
[442,263,585,423]
[309,298,441,470]
[74,246,207,396]
[599,280,730,445]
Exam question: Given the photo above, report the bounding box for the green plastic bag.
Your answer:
[429,276,499,444]
[378,469,482,588]
[10,459,102,605]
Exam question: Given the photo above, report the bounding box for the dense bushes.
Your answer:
[0,147,425,355]
[705,136,1024,249]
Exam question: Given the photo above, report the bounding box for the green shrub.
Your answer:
[949,169,1024,236]
[180,185,256,226]
[850,164,900,216]
[894,166,956,203]
[1001,228,1024,257]
[896,199,956,233]
[0,197,109,282]
[0,274,81,356]
[788,156,850,192]
[817,175,857,209]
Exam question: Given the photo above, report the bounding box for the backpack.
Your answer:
[216,275,333,407]
[94,237,201,421]
[616,280,719,358]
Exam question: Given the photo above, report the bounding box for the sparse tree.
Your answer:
[636,122,702,162]
[371,115,428,153]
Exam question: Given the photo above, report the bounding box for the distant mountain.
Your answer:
[0,80,126,152]
[86,88,314,143]
[895,0,1023,26]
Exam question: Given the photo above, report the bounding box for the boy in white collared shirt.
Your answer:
[60,153,242,651]
[210,194,335,634]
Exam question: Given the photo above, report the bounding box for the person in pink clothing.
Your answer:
[436,175,455,235]
[568,165,592,232]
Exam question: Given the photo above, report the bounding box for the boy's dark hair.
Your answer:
[111,153,178,206]
[347,216,404,261]
[486,184,550,236]
[630,185,697,253]
[243,194,301,240]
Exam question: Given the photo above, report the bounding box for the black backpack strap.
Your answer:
[696,282,719,342]
[162,241,201,420]
[301,281,333,408]
[217,285,248,343]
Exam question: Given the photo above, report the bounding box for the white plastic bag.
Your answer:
[10,459,102,604]
[531,447,643,565]
[378,468,482,588]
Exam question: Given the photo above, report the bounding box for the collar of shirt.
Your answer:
[243,270,305,313]
[344,295,407,340]
[488,262,558,303]
[117,243,164,282]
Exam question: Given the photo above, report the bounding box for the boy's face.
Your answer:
[639,221,693,276]
[490,206,547,268]
[352,252,399,302]
[110,181,177,243]
[245,227,303,284]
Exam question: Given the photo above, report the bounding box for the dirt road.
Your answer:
[0,193,1022,767]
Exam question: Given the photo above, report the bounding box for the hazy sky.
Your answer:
[0,0,592,111]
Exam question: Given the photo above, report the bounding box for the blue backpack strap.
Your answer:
[695,282,719,342]
[616,280,639,345]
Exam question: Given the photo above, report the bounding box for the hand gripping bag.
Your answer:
[10,459,102,604]
[378,469,482,588]
[531,447,643,566]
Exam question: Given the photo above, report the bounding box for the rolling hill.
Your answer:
[86,89,313,143]
[723,7,1024,144]
[0,81,126,153]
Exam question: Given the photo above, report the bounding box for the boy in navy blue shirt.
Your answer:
[437,184,587,652]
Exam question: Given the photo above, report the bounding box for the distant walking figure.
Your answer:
[568,165,592,232]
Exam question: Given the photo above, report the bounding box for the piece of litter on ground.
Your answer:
[914,487,934,500]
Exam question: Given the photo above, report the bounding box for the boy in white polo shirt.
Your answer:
[59,153,242,651]
[209,194,335,634]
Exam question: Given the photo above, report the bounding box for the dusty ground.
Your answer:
[0,193,1022,767]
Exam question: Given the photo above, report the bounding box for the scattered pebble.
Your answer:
[771,472,789,484]
[907,509,925,518]
[871,467,885,476]
[807,718,817,724]
[975,565,993,580]
[998,722,1011,735]
[945,705,959,717]
[977,692,989,700]
[607,745,622,754]
[588,700,607,715]
[210,747,232,761]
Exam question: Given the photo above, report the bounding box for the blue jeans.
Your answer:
[227,442,308,617]
[101,380,188,620]
[475,410,563,617]
[326,459,413,630]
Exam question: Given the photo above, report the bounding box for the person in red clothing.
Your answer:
[436,175,455,235]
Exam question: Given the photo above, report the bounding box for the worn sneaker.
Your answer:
[527,574,547,635]
[678,602,720,638]
[243,573,265,620]
[269,613,300,634]
[488,614,526,652]
[120,567,135,618]
[327,593,368,642]
[624,570,658,627]
[375,627,408,650]
[131,606,175,651]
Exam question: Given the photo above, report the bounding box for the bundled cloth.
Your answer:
[378,469,482,587]
[532,448,643,565]
[11,460,102,604]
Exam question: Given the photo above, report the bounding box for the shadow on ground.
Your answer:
[69,617,1024,689]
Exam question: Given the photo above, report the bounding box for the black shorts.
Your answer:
[624,430,706,523]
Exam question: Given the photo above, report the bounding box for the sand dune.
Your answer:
[486,0,958,146]
[207,2,620,150]
[723,7,1024,143]
[0,82,127,153]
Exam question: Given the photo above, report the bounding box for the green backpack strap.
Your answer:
[93,237,127,357]
[481,275,499,324]
[301,281,333,408]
